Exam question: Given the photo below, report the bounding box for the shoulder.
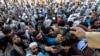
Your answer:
[5,46,14,56]
[26,50,33,56]
[37,52,45,56]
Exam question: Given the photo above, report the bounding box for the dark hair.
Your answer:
[25,21,29,26]
[32,31,40,38]
[3,26,11,34]
[62,40,71,46]
[51,20,57,26]
[89,13,92,15]
[74,17,79,21]
[35,22,45,31]
[12,34,19,39]
[58,20,66,26]
[13,30,25,38]
[42,27,54,34]
[91,19,100,25]
[0,22,4,28]
[12,34,27,49]
[67,21,73,27]
[26,5,30,8]
[12,33,23,40]
[38,17,44,21]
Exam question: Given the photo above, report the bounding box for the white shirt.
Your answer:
[44,19,52,27]
[67,13,80,22]
[72,20,81,27]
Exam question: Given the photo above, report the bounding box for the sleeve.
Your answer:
[44,36,58,45]
[86,32,100,48]
[38,43,45,50]
[47,38,58,45]
[86,19,91,26]
[67,14,73,22]
[37,52,45,56]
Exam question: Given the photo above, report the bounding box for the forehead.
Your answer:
[95,20,100,23]
[13,35,20,38]
[31,45,38,48]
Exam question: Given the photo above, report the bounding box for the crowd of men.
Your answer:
[0,0,100,56]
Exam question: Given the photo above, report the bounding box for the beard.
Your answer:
[32,51,38,55]
[15,42,22,46]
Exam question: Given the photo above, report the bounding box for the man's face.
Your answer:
[36,33,43,41]
[64,46,71,53]
[31,46,39,54]
[29,25,35,34]
[13,35,21,44]
[48,29,54,36]
[56,34,64,44]
[94,20,100,28]
[91,13,96,18]
[6,30,13,37]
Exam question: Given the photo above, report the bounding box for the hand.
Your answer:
[50,47,61,54]
[45,46,60,53]
[70,27,86,38]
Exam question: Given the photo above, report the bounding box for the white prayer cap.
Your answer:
[29,42,38,48]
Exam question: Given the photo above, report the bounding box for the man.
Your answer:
[3,26,13,47]
[26,42,44,56]
[5,34,25,56]
[70,27,100,48]
[32,31,62,55]
[84,12,97,28]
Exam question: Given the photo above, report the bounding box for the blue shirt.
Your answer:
[44,35,58,45]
